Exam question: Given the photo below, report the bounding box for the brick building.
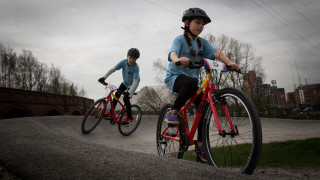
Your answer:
[292,84,320,110]
[243,70,286,117]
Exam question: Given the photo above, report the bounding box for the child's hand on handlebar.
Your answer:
[98,77,106,84]
[229,62,239,71]
[124,92,134,98]
[178,57,190,67]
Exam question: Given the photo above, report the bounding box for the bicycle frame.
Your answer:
[162,71,238,146]
[92,87,127,123]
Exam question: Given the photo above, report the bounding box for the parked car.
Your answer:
[294,107,301,112]
[303,107,312,112]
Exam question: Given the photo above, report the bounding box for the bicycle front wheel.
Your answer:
[118,105,142,136]
[156,104,184,159]
[81,98,108,134]
[203,88,262,175]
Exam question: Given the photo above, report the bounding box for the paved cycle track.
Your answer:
[1,115,320,179]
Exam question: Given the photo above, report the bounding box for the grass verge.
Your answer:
[182,138,320,168]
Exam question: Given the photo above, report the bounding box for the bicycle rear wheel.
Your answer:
[156,104,184,159]
[81,98,108,134]
[203,88,262,175]
[118,105,142,136]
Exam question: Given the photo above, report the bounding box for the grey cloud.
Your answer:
[0,0,319,100]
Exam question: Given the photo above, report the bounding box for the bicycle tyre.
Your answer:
[156,104,184,159]
[202,87,262,175]
[118,104,142,136]
[81,98,107,134]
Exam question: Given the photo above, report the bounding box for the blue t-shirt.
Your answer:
[114,59,140,88]
[164,35,217,92]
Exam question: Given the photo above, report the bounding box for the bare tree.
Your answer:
[206,34,267,113]
[13,50,38,90]
[48,64,64,94]
[137,86,164,114]
[69,83,78,96]
[79,86,87,97]
[0,43,17,88]
[61,80,69,95]
[34,62,48,92]
[153,58,168,84]
[0,43,87,97]
[205,34,265,92]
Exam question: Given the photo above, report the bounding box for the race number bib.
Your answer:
[107,84,117,91]
[203,59,227,71]
[105,84,118,95]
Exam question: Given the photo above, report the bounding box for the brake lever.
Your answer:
[226,65,242,74]
[99,81,108,85]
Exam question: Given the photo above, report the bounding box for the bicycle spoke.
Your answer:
[203,88,262,175]
[118,105,142,136]
[81,98,109,134]
[156,104,184,159]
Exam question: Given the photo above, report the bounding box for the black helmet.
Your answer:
[127,48,140,59]
[182,8,211,24]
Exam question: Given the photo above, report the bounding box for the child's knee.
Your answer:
[123,96,130,101]
[186,78,198,88]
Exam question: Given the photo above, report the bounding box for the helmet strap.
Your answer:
[181,23,197,38]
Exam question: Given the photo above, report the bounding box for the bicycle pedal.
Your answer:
[168,124,179,127]
[159,140,167,145]
[164,132,177,137]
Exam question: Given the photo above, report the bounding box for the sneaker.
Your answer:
[121,117,133,125]
[165,109,179,124]
[103,111,112,120]
[104,112,112,116]
[194,145,208,163]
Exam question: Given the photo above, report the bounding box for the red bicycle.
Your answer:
[81,82,142,136]
[156,59,262,175]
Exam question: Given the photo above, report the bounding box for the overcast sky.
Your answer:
[1,0,319,100]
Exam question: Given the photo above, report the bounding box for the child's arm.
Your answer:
[98,68,116,83]
[213,50,239,70]
[170,52,190,67]
[128,79,139,98]
[103,68,116,79]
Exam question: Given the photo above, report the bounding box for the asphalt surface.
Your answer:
[1,115,320,179]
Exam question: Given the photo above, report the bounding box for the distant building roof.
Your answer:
[300,83,320,89]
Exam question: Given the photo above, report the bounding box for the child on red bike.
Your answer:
[164,8,239,162]
[98,48,140,123]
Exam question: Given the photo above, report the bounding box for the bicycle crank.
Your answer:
[179,132,189,152]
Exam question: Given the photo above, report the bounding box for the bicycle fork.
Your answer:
[207,89,238,137]
[92,100,107,118]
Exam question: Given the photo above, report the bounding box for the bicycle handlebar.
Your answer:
[100,81,108,86]
[175,59,242,74]
[174,61,203,69]
[116,89,138,96]
[98,81,137,96]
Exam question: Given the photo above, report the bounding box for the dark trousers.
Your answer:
[172,74,204,142]
[113,83,132,118]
